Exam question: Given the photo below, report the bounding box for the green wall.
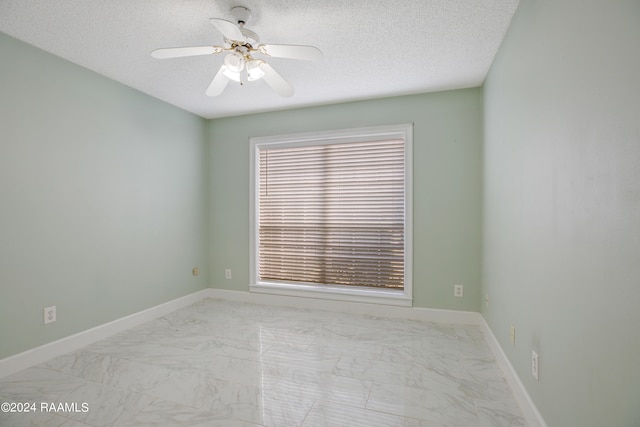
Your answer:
[208,90,483,311]
[0,33,209,359]
[482,1,640,426]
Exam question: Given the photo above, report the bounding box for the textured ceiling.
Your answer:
[0,0,519,119]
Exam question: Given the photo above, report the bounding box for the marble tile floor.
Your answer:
[0,298,528,427]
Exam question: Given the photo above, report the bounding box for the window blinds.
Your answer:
[257,139,405,289]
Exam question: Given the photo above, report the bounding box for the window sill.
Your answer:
[250,281,412,307]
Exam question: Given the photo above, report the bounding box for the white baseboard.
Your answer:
[480,317,548,427]
[0,289,211,379]
[208,288,482,325]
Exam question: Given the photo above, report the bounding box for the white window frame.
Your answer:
[249,123,413,307]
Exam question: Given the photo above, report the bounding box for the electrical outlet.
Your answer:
[532,350,539,381]
[44,306,56,324]
[454,284,463,298]
[509,325,516,345]
[485,294,489,307]
[225,269,232,279]
[192,267,199,276]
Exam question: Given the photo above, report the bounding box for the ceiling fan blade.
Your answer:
[151,46,223,59]
[206,66,231,97]
[210,18,245,42]
[260,62,294,97]
[257,44,322,61]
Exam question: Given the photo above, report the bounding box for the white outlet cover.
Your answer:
[44,306,56,324]
[454,284,463,297]
[532,350,539,381]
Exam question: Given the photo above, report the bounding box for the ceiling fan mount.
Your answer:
[229,7,259,47]
[150,5,322,97]
[230,6,252,26]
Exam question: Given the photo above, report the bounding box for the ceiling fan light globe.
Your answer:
[224,52,245,72]
[247,60,266,81]
[221,66,241,82]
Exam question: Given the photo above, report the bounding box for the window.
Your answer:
[250,124,412,306]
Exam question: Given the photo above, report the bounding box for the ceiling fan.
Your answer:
[151,6,322,97]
